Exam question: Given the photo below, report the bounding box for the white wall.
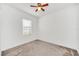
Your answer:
[77,6,79,51]
[0,4,2,55]
[1,4,39,50]
[39,6,78,50]
[1,3,79,52]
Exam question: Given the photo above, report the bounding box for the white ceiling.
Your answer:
[7,3,77,18]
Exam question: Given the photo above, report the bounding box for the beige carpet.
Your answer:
[2,39,79,56]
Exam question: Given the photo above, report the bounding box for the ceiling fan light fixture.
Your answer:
[30,3,48,12]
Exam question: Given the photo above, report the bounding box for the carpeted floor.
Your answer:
[2,39,79,56]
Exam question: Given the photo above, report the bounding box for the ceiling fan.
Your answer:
[30,3,48,12]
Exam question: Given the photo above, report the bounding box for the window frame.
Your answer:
[22,19,32,35]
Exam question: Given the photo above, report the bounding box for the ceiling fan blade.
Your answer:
[30,5,37,7]
[41,8,45,11]
[42,3,48,7]
[35,9,38,12]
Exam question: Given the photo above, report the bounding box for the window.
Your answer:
[22,19,32,35]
